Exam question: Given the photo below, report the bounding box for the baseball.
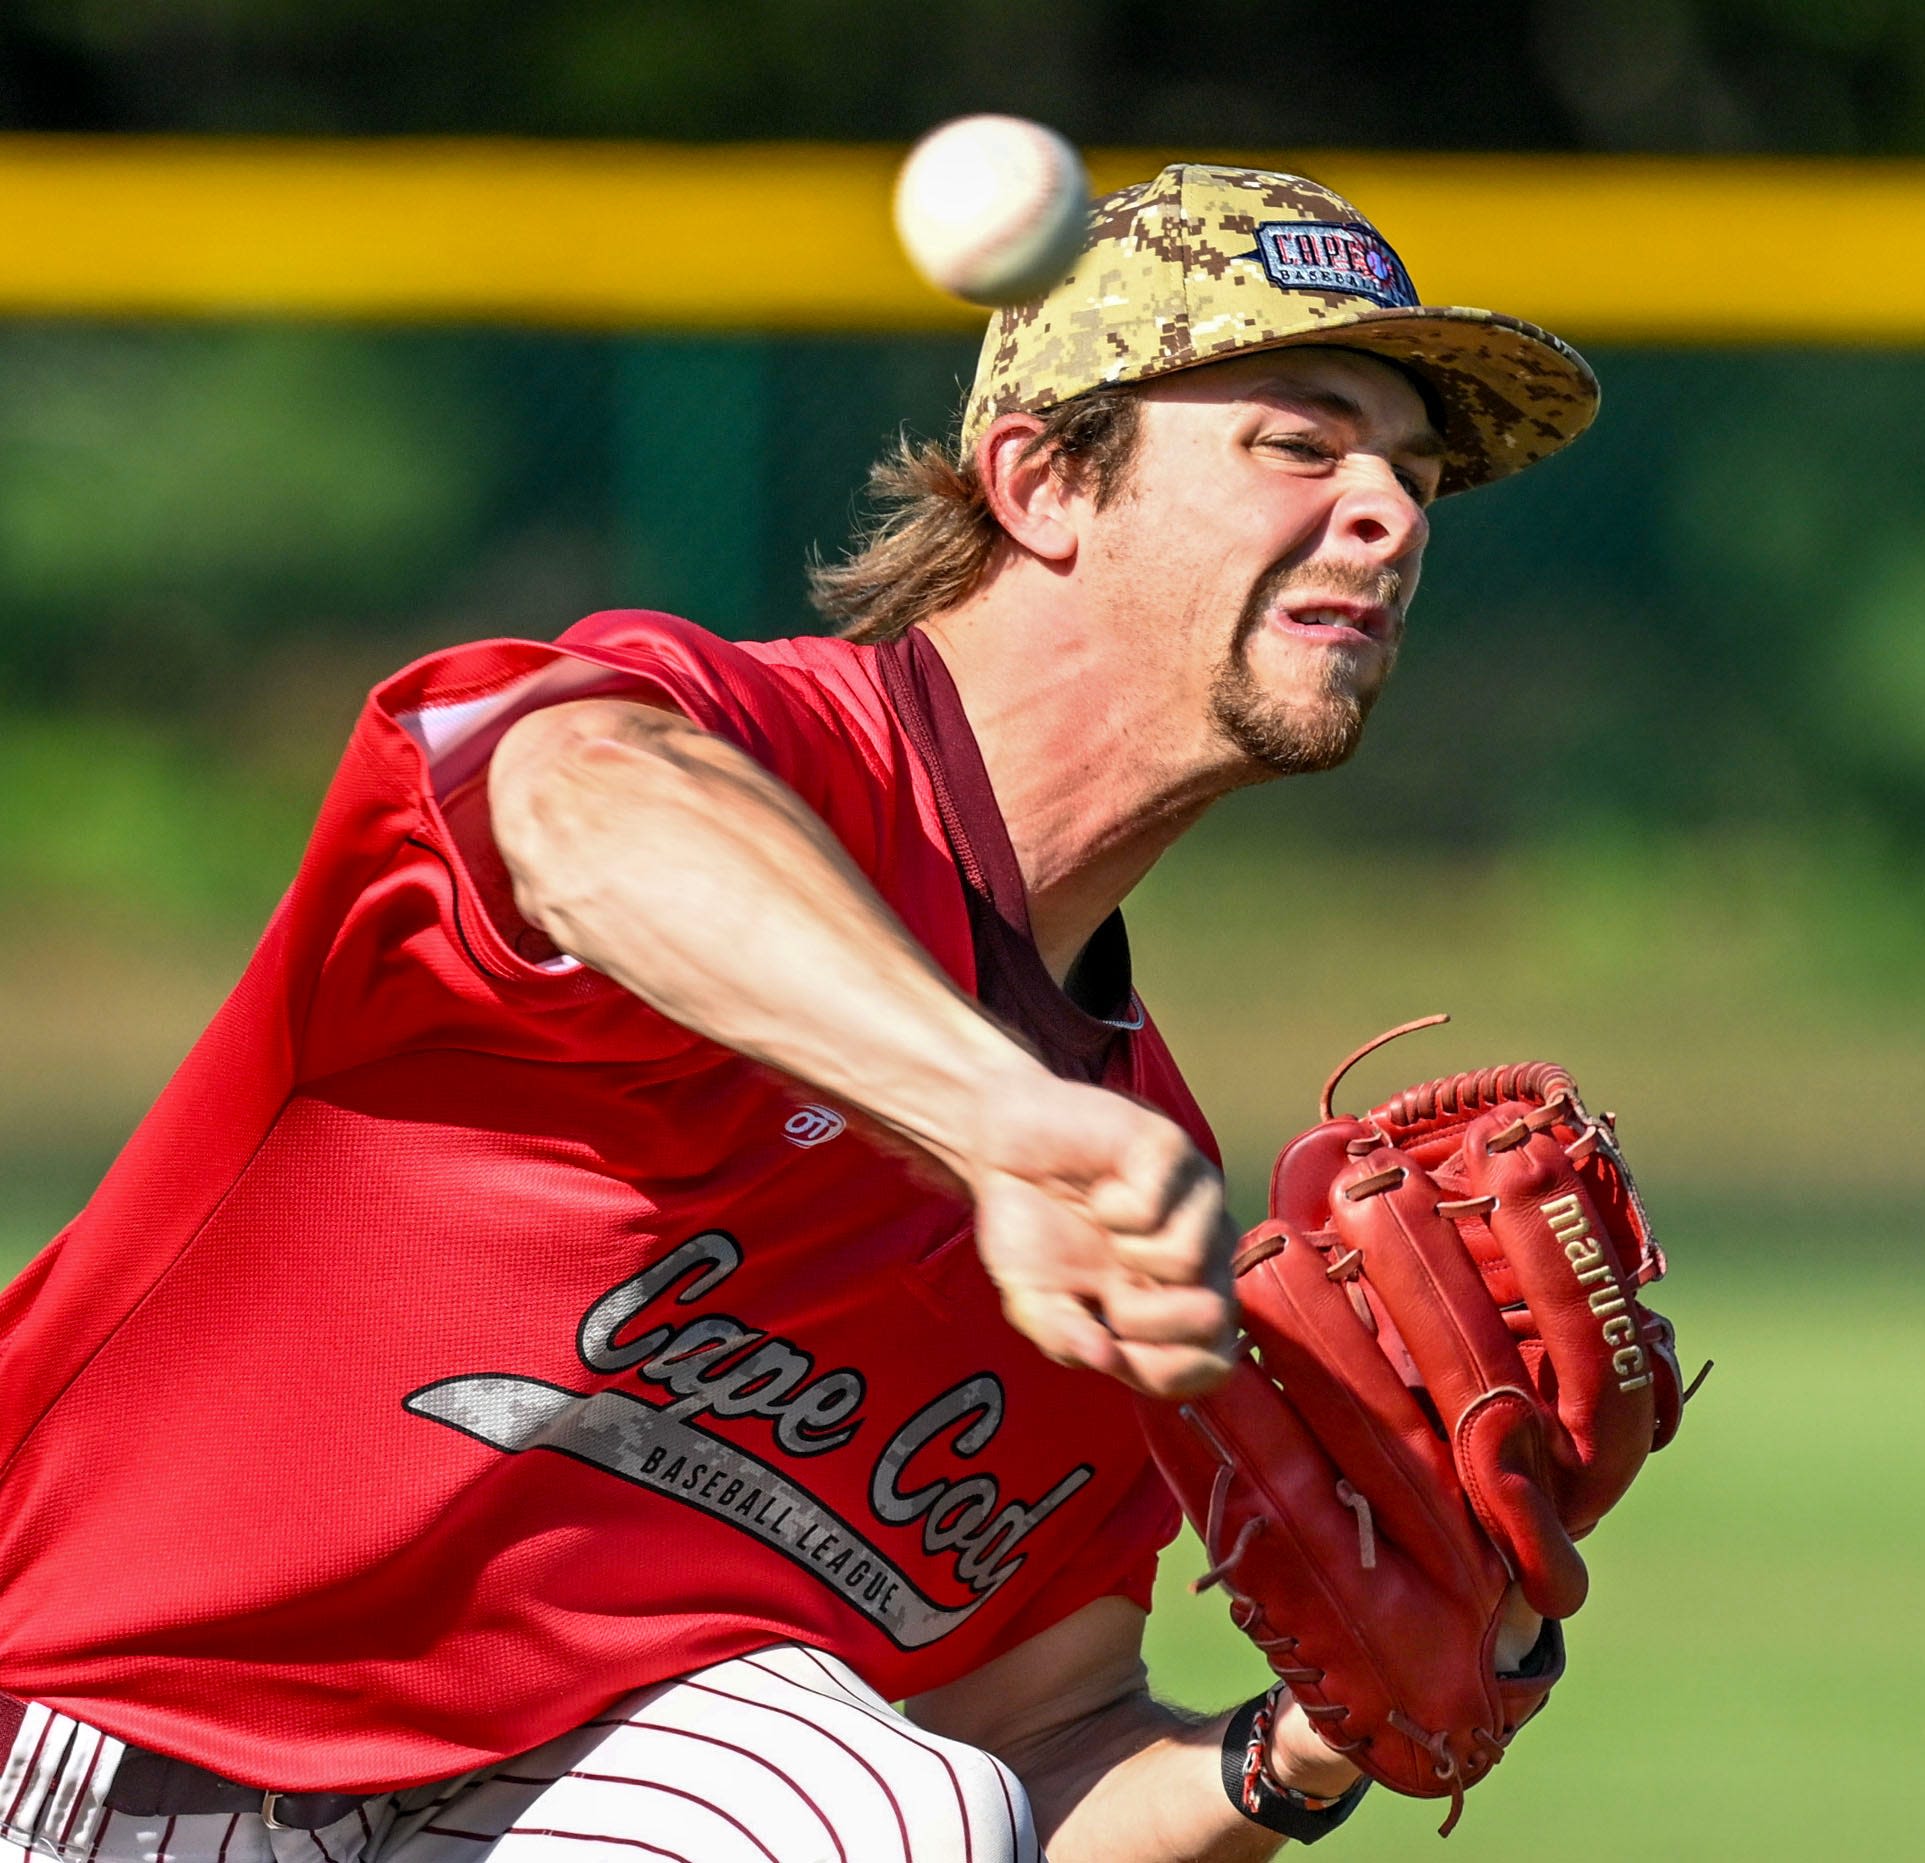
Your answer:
[892,114,1090,307]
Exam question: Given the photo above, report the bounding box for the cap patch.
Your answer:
[1248,221,1419,309]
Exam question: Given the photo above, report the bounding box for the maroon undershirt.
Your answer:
[875,628,1139,1088]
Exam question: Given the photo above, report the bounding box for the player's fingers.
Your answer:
[1083,1124,1215,1237]
[1111,1214,1236,1295]
[1494,1584,1548,1674]
[1001,1287,1232,1397]
[1097,1274,1235,1351]
[1085,1131,1232,1270]
[1099,1166,1235,1289]
[1112,1335,1236,1399]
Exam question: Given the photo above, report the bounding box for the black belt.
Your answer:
[0,1693,374,1831]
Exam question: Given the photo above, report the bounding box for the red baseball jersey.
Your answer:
[0,612,1216,1793]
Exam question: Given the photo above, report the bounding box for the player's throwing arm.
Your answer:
[491,696,1239,1399]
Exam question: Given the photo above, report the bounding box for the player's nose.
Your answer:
[1336,459,1429,566]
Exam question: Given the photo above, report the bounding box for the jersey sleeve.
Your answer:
[292,612,895,1079]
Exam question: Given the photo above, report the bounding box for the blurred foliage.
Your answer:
[1,0,1924,153]
[0,330,491,654]
[0,707,320,921]
[1665,358,1925,823]
[1,327,1921,865]
[0,324,625,714]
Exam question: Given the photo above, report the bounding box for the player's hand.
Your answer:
[959,1076,1238,1398]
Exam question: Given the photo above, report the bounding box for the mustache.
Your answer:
[1266,561,1403,610]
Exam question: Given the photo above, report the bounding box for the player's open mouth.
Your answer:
[1268,598,1392,645]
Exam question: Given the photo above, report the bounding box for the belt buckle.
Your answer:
[260,1792,289,1831]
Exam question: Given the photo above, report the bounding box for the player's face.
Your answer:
[1089,348,1442,778]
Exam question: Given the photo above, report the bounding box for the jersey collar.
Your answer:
[875,628,1139,1085]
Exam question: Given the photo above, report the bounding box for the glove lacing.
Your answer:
[1185,1424,1366,1752]
[1185,1407,1512,1836]
[1384,1711,1476,1837]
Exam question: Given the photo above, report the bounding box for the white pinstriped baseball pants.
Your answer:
[0,1647,1042,1863]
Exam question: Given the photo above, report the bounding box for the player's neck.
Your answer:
[917,595,1241,986]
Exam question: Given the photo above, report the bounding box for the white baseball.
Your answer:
[893,115,1090,308]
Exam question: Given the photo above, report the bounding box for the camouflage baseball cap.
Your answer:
[961,164,1598,497]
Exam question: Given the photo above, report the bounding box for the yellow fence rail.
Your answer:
[2,137,1919,343]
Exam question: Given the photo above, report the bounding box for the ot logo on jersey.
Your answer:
[784,1105,845,1147]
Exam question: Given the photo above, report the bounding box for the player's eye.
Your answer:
[1264,434,1333,462]
[1394,468,1433,504]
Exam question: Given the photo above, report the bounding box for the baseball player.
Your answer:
[0,166,1596,1862]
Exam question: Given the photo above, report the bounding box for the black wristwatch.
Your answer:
[1221,1684,1373,1844]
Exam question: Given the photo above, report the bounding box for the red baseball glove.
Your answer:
[1139,1019,1693,1833]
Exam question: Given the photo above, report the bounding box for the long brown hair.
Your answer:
[809,389,1144,643]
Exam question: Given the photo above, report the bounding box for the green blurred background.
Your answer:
[2,3,1921,1857]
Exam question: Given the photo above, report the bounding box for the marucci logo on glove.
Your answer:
[1543,1193,1651,1392]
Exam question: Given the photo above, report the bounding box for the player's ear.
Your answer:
[977,413,1080,566]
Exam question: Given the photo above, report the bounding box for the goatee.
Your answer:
[1209,565,1403,778]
